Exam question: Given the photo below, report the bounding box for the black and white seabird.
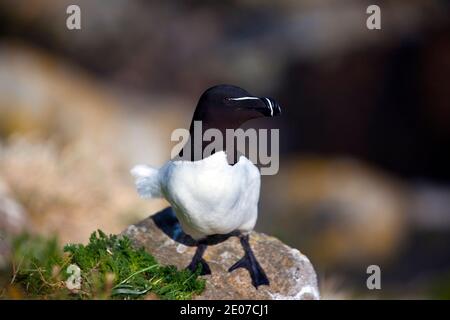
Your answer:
[131,85,281,288]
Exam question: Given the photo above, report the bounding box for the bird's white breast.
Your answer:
[159,151,261,240]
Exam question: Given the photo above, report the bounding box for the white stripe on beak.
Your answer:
[229,96,260,101]
[264,97,273,117]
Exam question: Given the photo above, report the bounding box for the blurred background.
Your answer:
[0,0,449,299]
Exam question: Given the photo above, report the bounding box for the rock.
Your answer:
[121,207,320,300]
[0,178,28,235]
[0,178,29,269]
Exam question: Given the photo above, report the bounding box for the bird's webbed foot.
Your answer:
[186,242,211,275]
[228,234,269,288]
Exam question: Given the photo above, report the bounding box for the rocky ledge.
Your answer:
[122,207,320,300]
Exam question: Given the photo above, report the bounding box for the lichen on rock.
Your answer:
[122,207,320,300]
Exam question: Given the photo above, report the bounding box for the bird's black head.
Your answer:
[191,84,281,131]
[179,84,281,161]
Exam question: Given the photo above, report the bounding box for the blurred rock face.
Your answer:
[0,45,193,243]
[1,0,442,96]
[0,178,28,269]
[260,157,408,268]
[0,178,27,235]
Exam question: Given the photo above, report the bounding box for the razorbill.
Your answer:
[131,84,281,288]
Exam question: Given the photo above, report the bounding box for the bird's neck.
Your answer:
[178,119,240,163]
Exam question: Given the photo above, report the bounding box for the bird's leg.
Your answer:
[228,234,269,288]
[186,242,211,275]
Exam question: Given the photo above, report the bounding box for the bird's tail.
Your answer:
[130,165,162,199]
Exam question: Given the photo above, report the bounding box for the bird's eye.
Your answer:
[223,97,235,106]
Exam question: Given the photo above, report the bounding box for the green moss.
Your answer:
[9,233,68,297]
[7,230,205,300]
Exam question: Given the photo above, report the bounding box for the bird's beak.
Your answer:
[259,97,281,117]
[227,96,281,117]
